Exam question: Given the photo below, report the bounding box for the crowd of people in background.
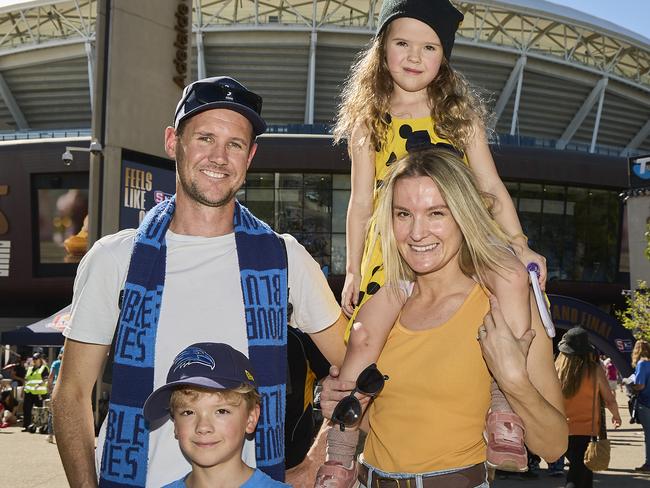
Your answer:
[0,348,63,434]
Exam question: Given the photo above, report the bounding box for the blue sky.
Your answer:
[550,0,649,39]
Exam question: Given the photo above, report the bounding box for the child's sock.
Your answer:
[490,379,512,412]
[326,426,359,468]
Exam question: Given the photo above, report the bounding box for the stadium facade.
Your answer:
[0,0,649,352]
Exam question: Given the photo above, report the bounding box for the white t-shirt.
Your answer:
[64,229,341,488]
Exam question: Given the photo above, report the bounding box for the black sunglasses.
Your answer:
[331,363,388,431]
[175,81,263,122]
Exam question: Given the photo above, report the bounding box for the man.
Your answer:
[23,352,49,432]
[53,76,347,488]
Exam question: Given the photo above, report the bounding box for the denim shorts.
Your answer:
[356,456,489,488]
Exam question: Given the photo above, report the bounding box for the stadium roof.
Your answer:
[0,0,648,155]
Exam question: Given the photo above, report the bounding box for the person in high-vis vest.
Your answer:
[22,352,49,432]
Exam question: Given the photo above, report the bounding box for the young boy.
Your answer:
[143,342,290,488]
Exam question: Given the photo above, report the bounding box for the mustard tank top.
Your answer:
[348,116,466,336]
[363,284,492,472]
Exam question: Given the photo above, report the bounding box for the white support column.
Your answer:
[589,78,608,153]
[368,0,376,29]
[556,76,608,150]
[0,71,28,130]
[494,54,526,124]
[304,3,317,124]
[621,119,650,156]
[509,55,526,135]
[85,39,96,113]
[196,29,206,79]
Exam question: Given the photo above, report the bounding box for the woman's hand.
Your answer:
[478,296,536,392]
[611,412,622,428]
[318,365,369,420]
[513,243,547,291]
[341,273,361,318]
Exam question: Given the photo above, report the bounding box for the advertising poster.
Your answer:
[119,150,175,230]
[628,153,650,188]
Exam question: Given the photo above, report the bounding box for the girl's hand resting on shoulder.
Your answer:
[341,273,361,318]
[514,244,547,292]
[477,296,536,393]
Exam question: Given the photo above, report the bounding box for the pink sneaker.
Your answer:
[486,411,527,472]
[314,461,358,488]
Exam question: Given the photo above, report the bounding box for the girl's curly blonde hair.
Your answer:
[333,29,490,153]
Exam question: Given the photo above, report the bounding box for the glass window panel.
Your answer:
[537,186,566,281]
[277,189,303,233]
[332,234,346,275]
[582,190,619,282]
[518,198,542,213]
[279,173,302,188]
[246,172,274,188]
[303,188,331,233]
[333,174,351,190]
[304,173,331,188]
[300,233,331,271]
[517,184,543,248]
[565,187,590,281]
[332,190,350,233]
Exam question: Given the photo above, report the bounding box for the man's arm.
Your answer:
[47,368,55,394]
[52,338,110,488]
[307,312,347,368]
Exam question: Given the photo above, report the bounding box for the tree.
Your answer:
[617,281,650,341]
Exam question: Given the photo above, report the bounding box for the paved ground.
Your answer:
[2,389,648,487]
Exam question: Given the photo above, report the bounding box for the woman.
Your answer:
[321,148,567,487]
[556,327,622,488]
[0,388,18,427]
[632,339,650,472]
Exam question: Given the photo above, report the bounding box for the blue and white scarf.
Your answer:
[98,196,288,487]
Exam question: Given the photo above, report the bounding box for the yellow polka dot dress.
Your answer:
[347,115,466,337]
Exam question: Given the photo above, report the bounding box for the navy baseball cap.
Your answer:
[143,342,257,423]
[173,76,266,135]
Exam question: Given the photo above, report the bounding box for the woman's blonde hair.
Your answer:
[332,28,489,153]
[555,352,598,399]
[169,384,260,418]
[372,148,511,289]
[632,339,650,368]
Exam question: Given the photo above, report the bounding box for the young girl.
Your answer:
[315,0,546,485]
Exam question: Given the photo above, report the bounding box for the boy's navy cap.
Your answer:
[376,0,464,60]
[173,76,267,135]
[143,342,257,423]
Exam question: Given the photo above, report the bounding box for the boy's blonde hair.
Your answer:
[169,383,260,418]
[333,28,489,153]
[372,148,511,289]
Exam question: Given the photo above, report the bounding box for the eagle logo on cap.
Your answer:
[172,347,216,373]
